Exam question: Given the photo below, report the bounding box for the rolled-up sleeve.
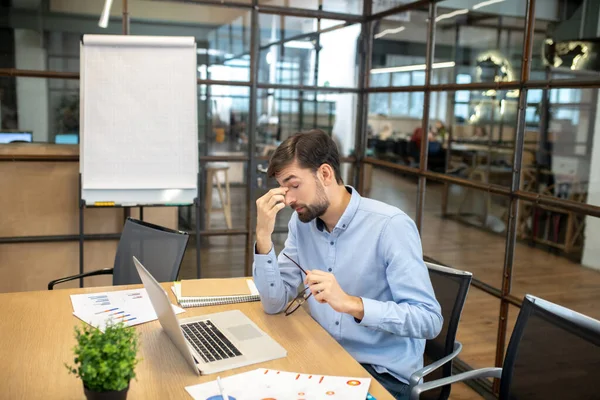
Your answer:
[357,214,443,339]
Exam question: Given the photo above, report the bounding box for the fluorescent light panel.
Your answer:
[473,0,505,10]
[374,26,405,39]
[371,61,456,74]
[435,8,468,22]
[283,40,314,49]
[98,0,113,28]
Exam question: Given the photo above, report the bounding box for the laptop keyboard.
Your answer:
[181,320,242,363]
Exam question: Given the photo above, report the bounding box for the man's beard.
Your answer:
[293,180,330,223]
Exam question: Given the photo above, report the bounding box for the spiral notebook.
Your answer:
[171,279,260,308]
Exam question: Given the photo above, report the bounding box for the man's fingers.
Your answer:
[309,283,326,295]
[305,274,322,285]
[315,292,327,303]
[268,187,289,197]
[267,194,286,208]
[268,202,286,216]
[257,187,288,207]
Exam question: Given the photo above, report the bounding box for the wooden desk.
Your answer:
[0,279,393,399]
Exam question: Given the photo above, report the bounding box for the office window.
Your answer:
[454,74,472,122]
[390,73,410,116]
[409,71,425,118]
[455,74,472,103]
[527,89,543,104]
[370,73,391,115]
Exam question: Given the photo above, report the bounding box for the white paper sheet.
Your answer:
[185,368,372,400]
[70,288,184,331]
[80,35,198,191]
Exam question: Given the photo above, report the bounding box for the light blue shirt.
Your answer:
[253,186,442,384]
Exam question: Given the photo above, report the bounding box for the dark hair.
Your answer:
[267,129,343,184]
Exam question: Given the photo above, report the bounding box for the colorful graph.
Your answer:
[91,307,137,323]
[186,368,371,400]
[88,295,110,306]
[94,307,118,315]
[70,289,184,332]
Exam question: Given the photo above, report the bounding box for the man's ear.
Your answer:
[319,163,335,186]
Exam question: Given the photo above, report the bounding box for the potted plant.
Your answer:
[66,321,140,400]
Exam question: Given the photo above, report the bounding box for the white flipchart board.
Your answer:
[80,35,198,205]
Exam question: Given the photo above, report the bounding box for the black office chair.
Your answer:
[374,139,387,156]
[48,217,189,290]
[394,139,409,161]
[411,294,600,400]
[408,140,420,166]
[408,262,472,400]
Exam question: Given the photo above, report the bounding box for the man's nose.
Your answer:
[284,194,295,206]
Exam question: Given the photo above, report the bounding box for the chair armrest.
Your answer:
[410,341,462,387]
[410,367,502,400]
[48,268,114,290]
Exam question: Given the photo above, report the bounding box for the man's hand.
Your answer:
[255,187,289,254]
[305,270,364,320]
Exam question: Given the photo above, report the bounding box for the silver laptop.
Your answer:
[133,256,287,375]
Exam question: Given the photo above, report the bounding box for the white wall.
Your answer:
[581,90,600,270]
[14,29,49,142]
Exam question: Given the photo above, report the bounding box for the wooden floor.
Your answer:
[179,166,600,399]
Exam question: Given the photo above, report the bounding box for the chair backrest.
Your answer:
[112,218,189,285]
[500,295,600,400]
[395,139,408,157]
[423,262,473,400]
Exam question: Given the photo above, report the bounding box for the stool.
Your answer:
[205,162,232,229]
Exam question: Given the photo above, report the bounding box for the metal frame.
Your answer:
[2,0,600,397]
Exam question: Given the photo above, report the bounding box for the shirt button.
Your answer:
[335,321,339,325]
[330,241,334,245]
[270,283,274,287]
[267,260,272,264]
[328,268,332,272]
[342,224,346,228]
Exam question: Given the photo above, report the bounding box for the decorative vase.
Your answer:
[83,383,129,400]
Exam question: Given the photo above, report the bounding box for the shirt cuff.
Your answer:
[253,242,278,270]
[356,297,382,328]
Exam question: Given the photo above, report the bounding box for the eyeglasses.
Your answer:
[283,253,312,316]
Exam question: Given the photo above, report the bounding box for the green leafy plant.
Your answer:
[66,321,140,392]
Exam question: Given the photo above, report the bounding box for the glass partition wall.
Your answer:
[2,0,600,397]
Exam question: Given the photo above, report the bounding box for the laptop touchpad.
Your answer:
[227,324,263,341]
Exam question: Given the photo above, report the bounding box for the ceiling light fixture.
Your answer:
[473,0,506,10]
[435,9,468,23]
[98,0,113,28]
[371,61,455,74]
[374,26,406,39]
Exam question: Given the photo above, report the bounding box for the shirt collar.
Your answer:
[315,185,361,232]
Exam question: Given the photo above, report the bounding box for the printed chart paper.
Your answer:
[70,288,184,331]
[185,368,371,400]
